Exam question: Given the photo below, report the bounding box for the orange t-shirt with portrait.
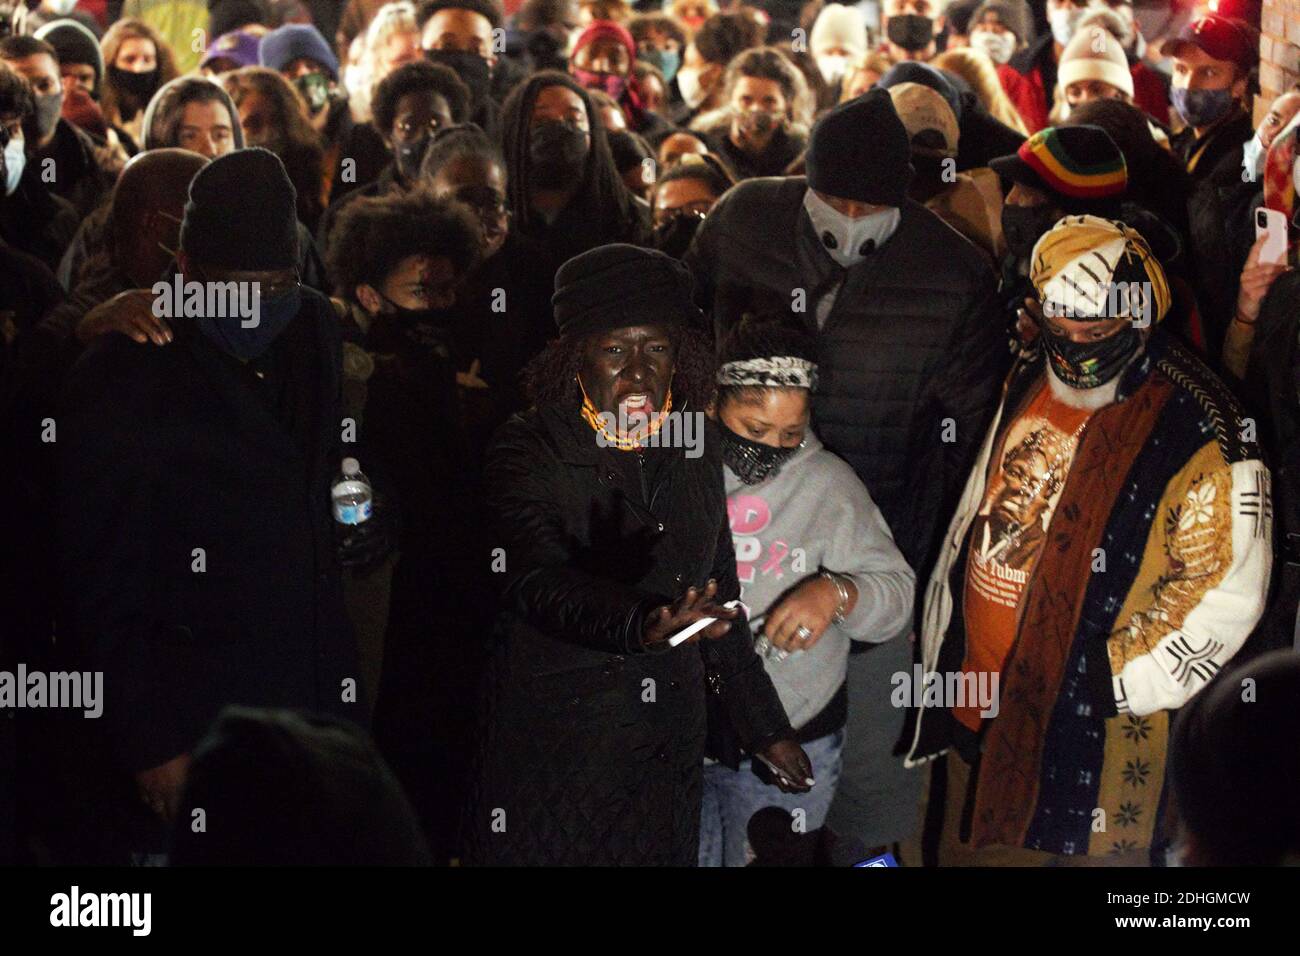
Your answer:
[954,384,1093,732]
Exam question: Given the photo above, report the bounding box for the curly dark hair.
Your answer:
[628,13,685,49]
[371,59,471,136]
[655,152,735,197]
[325,187,483,297]
[716,314,819,409]
[416,0,503,29]
[693,12,764,68]
[523,324,717,411]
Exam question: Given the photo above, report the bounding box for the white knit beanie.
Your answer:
[810,4,869,59]
[1057,23,1134,99]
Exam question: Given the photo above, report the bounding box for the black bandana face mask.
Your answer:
[1040,323,1142,389]
[719,419,801,485]
[887,14,934,51]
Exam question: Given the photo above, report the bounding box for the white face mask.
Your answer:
[817,54,851,86]
[1048,4,1086,46]
[676,66,708,109]
[803,189,901,268]
[3,135,24,196]
[971,29,1015,65]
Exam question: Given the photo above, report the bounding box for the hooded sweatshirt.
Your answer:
[724,428,915,731]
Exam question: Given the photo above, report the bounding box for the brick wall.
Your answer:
[1259,0,1300,122]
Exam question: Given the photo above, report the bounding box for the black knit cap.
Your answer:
[805,89,914,206]
[180,147,299,271]
[552,243,701,338]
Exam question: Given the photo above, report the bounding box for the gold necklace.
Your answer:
[577,376,673,451]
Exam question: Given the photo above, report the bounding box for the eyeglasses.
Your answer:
[652,201,711,228]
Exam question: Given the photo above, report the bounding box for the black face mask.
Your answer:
[652,211,704,259]
[719,419,801,485]
[529,120,588,188]
[34,90,63,140]
[108,65,160,104]
[425,49,492,107]
[1041,323,1143,389]
[394,134,430,181]
[887,14,934,51]
[1002,204,1061,261]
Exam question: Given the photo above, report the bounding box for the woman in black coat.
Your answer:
[462,245,810,866]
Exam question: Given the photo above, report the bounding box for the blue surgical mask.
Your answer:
[803,189,901,268]
[3,134,24,196]
[1171,86,1235,129]
[639,48,680,85]
[195,286,302,360]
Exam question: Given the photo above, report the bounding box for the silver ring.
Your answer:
[796,624,813,641]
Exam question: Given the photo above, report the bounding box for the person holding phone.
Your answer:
[463,245,810,866]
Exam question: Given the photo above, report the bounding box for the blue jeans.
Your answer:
[698,729,844,867]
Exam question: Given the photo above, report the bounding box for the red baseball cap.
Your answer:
[1164,15,1259,71]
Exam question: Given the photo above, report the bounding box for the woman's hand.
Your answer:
[77,290,173,346]
[642,578,740,648]
[755,738,814,793]
[763,575,847,654]
[1236,234,1289,327]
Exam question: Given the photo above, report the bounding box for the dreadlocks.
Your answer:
[500,70,646,256]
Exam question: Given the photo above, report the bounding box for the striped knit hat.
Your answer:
[990,125,1127,214]
[1030,215,1171,324]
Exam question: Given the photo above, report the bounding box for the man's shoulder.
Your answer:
[711,176,805,223]
[889,200,995,283]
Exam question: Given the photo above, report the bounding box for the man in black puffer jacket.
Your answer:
[687,89,1007,855]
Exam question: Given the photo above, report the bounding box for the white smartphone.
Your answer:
[667,599,740,647]
[1256,207,1288,266]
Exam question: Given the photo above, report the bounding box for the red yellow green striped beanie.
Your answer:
[991,125,1128,205]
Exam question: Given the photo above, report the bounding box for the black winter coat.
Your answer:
[1171,109,1256,365]
[462,403,792,866]
[57,291,364,774]
[687,176,1007,580]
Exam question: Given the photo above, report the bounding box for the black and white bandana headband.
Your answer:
[716,355,819,390]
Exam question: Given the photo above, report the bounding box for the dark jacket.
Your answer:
[462,404,792,866]
[1241,270,1300,652]
[687,176,1007,580]
[37,118,113,218]
[1171,108,1255,366]
[57,290,364,773]
[706,125,807,180]
[0,164,79,272]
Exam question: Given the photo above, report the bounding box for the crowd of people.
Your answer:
[1,0,1298,868]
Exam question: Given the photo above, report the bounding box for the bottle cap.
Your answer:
[342,457,360,476]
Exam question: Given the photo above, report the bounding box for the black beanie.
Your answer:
[805,89,914,206]
[552,243,701,338]
[208,0,267,41]
[180,148,299,270]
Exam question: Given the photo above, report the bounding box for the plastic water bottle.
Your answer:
[332,457,372,525]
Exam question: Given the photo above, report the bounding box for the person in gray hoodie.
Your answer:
[700,318,916,867]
